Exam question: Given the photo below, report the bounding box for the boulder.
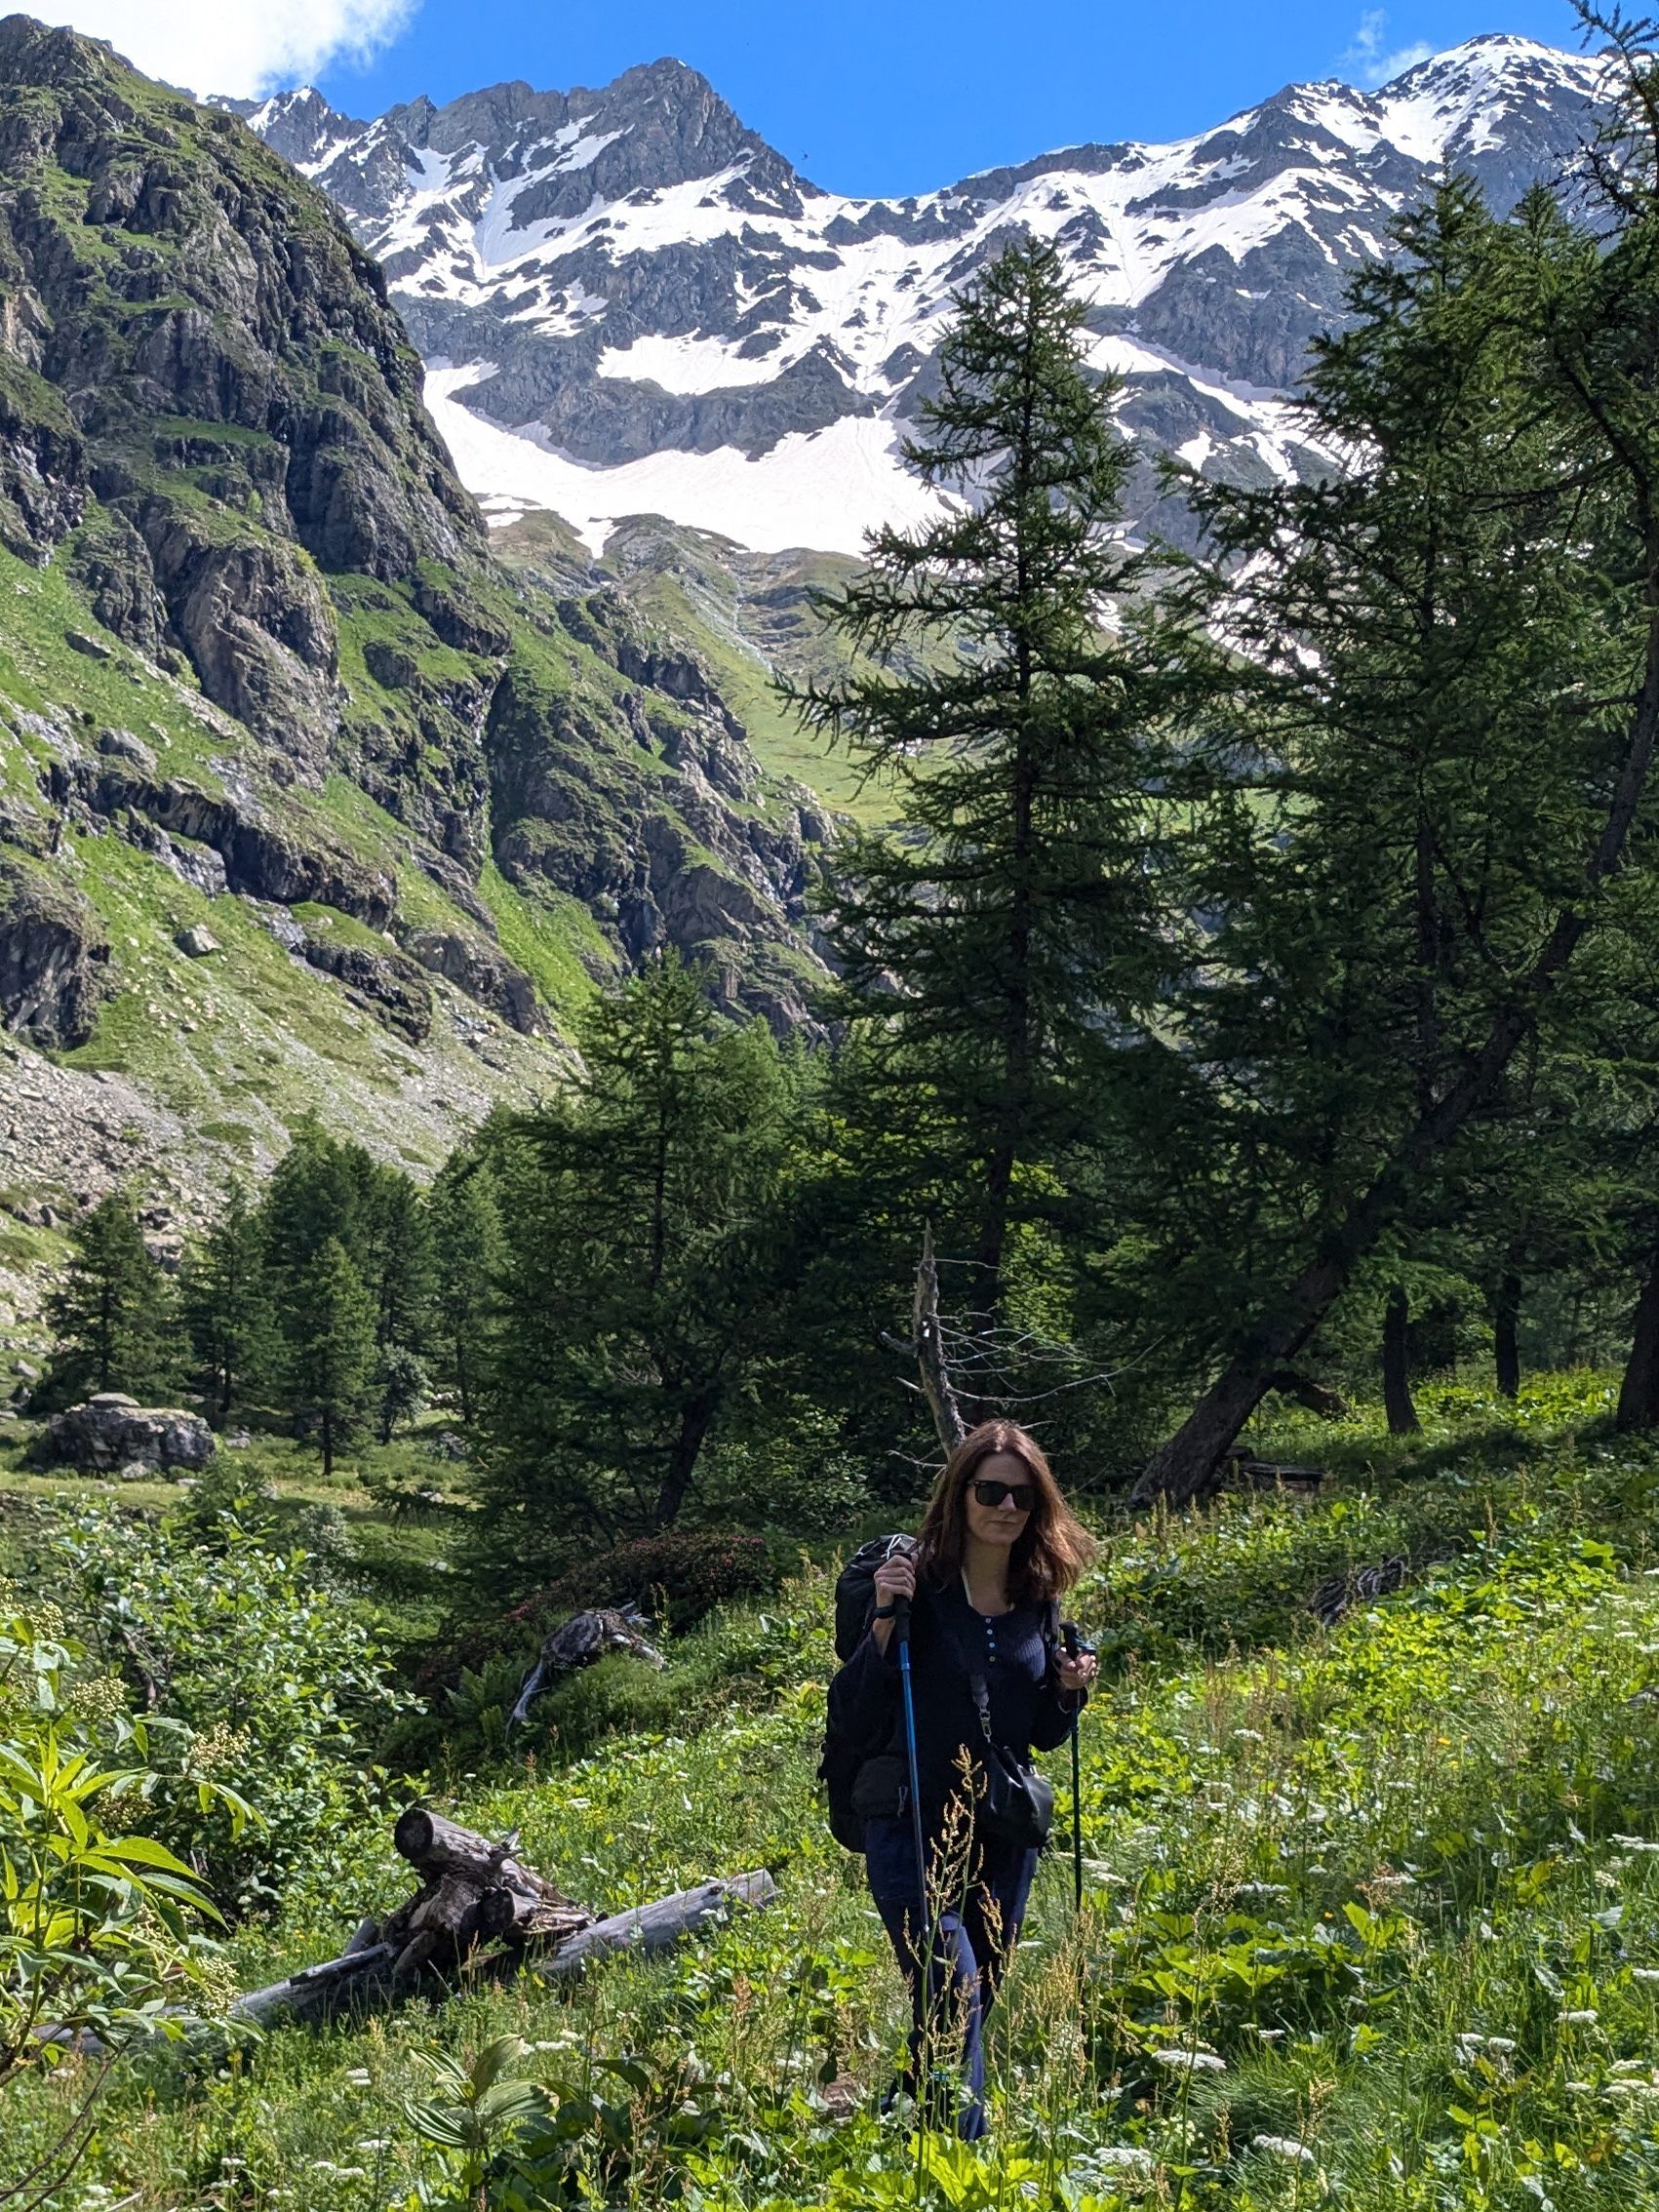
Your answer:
[49,1392,216,1472]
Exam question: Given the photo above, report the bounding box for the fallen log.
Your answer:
[547,1872,777,1978]
[509,1609,665,1729]
[230,1809,774,2028]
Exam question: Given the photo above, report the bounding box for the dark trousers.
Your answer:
[864,1817,1038,2140]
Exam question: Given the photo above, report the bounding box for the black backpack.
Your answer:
[819,1536,913,1852]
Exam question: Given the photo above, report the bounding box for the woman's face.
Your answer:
[962,1449,1036,1553]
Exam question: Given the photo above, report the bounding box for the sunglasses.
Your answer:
[969,1479,1036,1512]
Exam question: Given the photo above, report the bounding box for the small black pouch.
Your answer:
[850,1753,910,1820]
[975,1742,1054,1850]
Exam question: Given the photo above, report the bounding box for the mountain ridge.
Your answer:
[230,34,1604,557]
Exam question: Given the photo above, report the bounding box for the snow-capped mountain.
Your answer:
[229,37,1602,557]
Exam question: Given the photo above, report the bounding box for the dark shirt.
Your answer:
[826,1574,1079,1840]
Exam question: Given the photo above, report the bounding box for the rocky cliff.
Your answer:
[0,15,836,1358]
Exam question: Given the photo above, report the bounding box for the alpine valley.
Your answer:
[0,11,1611,1352]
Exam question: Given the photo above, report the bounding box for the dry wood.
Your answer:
[545,1872,777,1978]
[231,1809,771,2028]
[393,1808,554,1902]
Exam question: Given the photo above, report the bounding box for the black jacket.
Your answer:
[826,1574,1079,1836]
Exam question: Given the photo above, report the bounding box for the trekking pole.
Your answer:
[1062,1621,1085,1915]
[893,1596,928,1906]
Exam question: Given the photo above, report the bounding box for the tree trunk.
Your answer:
[321,1407,334,1480]
[915,1226,967,1453]
[1262,1369,1354,1420]
[1494,1272,1521,1400]
[1382,1285,1419,1435]
[652,1396,717,1530]
[1617,1248,1659,1431]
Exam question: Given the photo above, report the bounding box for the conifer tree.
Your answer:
[797,235,1182,1318]
[179,1180,273,1422]
[426,1148,502,1425]
[42,1191,178,1406]
[1131,151,1659,1501]
[278,1235,375,1477]
[475,956,798,1586]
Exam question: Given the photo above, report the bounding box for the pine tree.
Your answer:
[277,1236,375,1477]
[179,1180,274,1422]
[43,1191,178,1406]
[1130,158,1659,1502]
[475,956,799,1587]
[796,235,1182,1319]
[426,1148,502,1426]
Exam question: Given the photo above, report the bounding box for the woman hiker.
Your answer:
[828,1419,1098,2138]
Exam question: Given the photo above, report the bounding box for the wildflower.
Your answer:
[1486,2038,1518,2054]
[1560,2010,1599,2026]
[1152,2049,1225,2073]
[343,2068,372,2085]
[1565,2080,1595,2093]
[1089,2149,1156,2173]
[1253,2136,1317,2162]
[1634,1968,1659,1984]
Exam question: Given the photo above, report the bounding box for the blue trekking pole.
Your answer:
[892,1595,928,1904]
[1063,1621,1085,1915]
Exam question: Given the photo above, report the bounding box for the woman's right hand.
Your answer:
[869,1551,916,1653]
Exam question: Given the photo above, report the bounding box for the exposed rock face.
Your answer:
[297,929,432,1042]
[48,749,398,925]
[401,928,539,1033]
[0,860,111,1046]
[0,13,834,1087]
[241,37,1603,555]
[49,1391,216,1471]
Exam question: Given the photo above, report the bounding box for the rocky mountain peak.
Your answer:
[237,31,1603,561]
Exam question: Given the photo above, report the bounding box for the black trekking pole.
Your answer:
[1062,1621,1085,1915]
[893,1596,928,1905]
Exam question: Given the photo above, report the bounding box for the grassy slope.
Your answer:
[0,536,592,1194]
[11,1375,1659,2205]
[493,512,894,826]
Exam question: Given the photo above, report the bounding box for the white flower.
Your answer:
[1486,2038,1518,2054]
[1560,2010,1600,2026]
[1634,1968,1659,1984]
[1088,2148,1156,2173]
[1152,2048,1226,2074]
[343,2068,372,2086]
[1253,2136,1316,2162]
[1565,2080,1595,2093]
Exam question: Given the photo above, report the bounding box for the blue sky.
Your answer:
[308,0,1589,198]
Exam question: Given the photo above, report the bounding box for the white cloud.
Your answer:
[41,0,415,99]
[1341,10,1433,89]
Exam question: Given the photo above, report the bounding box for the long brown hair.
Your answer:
[913,1419,1095,1604]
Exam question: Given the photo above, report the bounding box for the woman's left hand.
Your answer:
[1056,1650,1097,1696]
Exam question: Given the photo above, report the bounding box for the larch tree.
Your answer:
[797,234,1186,1325]
[42,1191,177,1406]
[475,956,802,1589]
[1132,149,1659,1502]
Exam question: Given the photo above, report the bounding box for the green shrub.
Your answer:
[0,1588,236,2091]
[55,1505,412,1915]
